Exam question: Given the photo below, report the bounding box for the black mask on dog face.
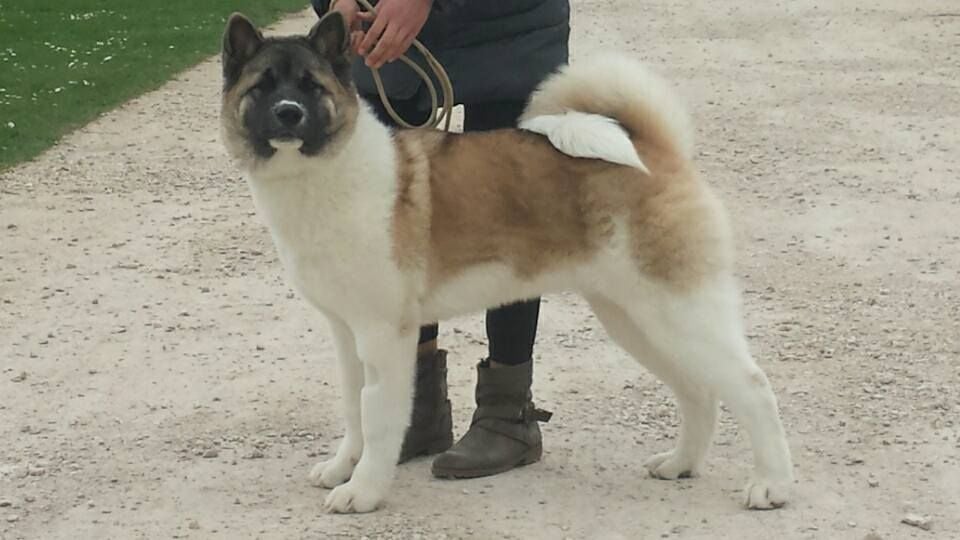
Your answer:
[221,12,356,159]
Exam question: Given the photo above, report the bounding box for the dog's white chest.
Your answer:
[246,169,401,318]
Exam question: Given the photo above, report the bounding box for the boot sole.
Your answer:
[431,444,543,479]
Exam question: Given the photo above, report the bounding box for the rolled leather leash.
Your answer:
[336,0,455,131]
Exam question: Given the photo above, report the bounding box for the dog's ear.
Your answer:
[307,11,349,59]
[222,13,263,82]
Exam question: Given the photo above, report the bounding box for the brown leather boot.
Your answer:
[431,359,551,479]
[398,348,454,463]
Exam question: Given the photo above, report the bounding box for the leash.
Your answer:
[350,0,455,131]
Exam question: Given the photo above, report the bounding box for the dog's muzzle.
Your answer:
[269,100,307,150]
[272,100,306,128]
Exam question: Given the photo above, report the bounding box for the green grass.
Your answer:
[0,0,311,170]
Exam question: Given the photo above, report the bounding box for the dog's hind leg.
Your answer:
[323,322,418,513]
[608,284,794,509]
[587,295,717,480]
[310,313,364,489]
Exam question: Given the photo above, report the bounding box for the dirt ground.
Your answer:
[2,1,959,538]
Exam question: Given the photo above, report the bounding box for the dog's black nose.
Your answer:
[273,101,305,127]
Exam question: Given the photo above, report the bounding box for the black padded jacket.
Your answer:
[311,0,570,108]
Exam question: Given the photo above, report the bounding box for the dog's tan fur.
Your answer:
[391,124,729,292]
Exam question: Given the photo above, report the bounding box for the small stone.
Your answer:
[901,514,933,531]
[6,514,19,523]
[0,499,11,507]
[27,466,46,476]
[24,496,35,503]
[245,449,264,459]
[202,449,219,458]
[867,479,879,488]
[188,519,200,530]
[10,372,27,383]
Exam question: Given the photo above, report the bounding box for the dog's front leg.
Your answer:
[323,322,417,513]
[310,313,364,488]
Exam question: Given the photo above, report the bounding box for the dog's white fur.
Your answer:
[241,56,793,513]
[520,55,695,160]
[520,112,650,172]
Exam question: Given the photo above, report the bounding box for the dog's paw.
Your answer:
[743,477,789,510]
[323,479,384,513]
[644,450,701,480]
[309,455,356,488]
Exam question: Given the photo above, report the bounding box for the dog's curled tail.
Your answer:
[519,54,693,170]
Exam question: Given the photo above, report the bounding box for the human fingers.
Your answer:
[366,24,401,68]
[358,14,387,56]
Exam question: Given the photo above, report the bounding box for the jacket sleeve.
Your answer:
[313,0,450,16]
[433,0,466,10]
[311,0,331,16]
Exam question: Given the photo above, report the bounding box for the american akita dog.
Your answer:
[219,11,794,513]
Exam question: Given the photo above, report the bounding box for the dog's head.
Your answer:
[219,12,358,166]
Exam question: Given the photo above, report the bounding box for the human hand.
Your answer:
[357,0,433,68]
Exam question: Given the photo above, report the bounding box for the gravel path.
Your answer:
[2,1,958,538]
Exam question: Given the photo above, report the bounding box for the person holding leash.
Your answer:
[311,0,570,479]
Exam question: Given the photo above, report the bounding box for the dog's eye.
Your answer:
[252,69,276,93]
[299,74,323,93]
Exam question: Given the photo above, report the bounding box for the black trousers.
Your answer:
[364,95,541,365]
